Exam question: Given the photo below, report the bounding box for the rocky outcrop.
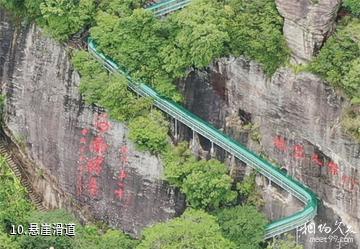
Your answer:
[275,0,341,64]
[0,9,185,236]
[183,57,360,248]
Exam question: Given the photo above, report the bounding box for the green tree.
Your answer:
[40,0,96,41]
[0,156,33,233]
[100,76,153,121]
[74,226,138,249]
[0,230,20,249]
[137,209,236,249]
[18,210,77,249]
[161,0,229,77]
[182,159,237,210]
[309,20,360,96]
[344,0,360,17]
[162,142,198,186]
[266,234,303,249]
[0,0,26,15]
[217,205,268,249]
[129,110,169,154]
[99,0,146,17]
[236,172,264,208]
[226,0,289,75]
[343,58,360,102]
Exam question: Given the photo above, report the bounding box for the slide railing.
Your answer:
[146,0,191,17]
[87,39,318,239]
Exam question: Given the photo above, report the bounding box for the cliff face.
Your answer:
[182,57,360,248]
[0,9,184,236]
[275,0,341,63]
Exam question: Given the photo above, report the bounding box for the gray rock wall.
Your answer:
[182,57,360,248]
[276,0,341,63]
[0,9,184,237]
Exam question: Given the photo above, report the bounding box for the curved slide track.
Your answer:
[87,38,318,239]
[87,0,318,239]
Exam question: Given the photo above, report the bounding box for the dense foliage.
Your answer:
[163,143,237,210]
[309,19,360,102]
[137,209,236,249]
[236,172,264,208]
[72,50,152,121]
[0,156,33,234]
[90,0,288,101]
[217,205,268,249]
[344,0,360,17]
[129,110,169,154]
[309,18,360,140]
[39,0,96,41]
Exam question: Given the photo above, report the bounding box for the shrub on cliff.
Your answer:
[40,0,96,41]
[163,144,237,210]
[344,0,360,17]
[181,159,237,210]
[129,110,169,154]
[216,205,268,249]
[137,209,236,249]
[309,19,360,102]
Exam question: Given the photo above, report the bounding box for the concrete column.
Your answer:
[210,141,214,156]
[174,119,178,140]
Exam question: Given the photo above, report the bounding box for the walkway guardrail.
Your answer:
[146,0,191,17]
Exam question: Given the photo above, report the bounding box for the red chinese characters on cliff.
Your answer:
[76,128,90,196]
[327,161,340,176]
[293,144,305,159]
[274,136,287,152]
[271,135,358,193]
[342,175,360,192]
[89,136,109,155]
[115,146,129,199]
[311,153,324,167]
[76,114,111,198]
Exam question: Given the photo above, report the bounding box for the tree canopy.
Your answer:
[217,205,268,249]
[137,209,236,249]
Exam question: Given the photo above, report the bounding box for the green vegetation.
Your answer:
[0,230,21,249]
[309,19,360,102]
[237,172,264,208]
[0,156,33,234]
[0,155,137,249]
[309,18,360,140]
[129,110,169,154]
[39,0,96,41]
[90,0,288,101]
[344,0,360,17]
[266,234,303,249]
[137,209,236,249]
[217,205,268,249]
[72,50,152,121]
[181,159,237,210]
[342,107,360,141]
[163,142,237,210]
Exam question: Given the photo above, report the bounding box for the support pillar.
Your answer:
[174,119,178,140]
[210,141,214,156]
[192,130,196,147]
